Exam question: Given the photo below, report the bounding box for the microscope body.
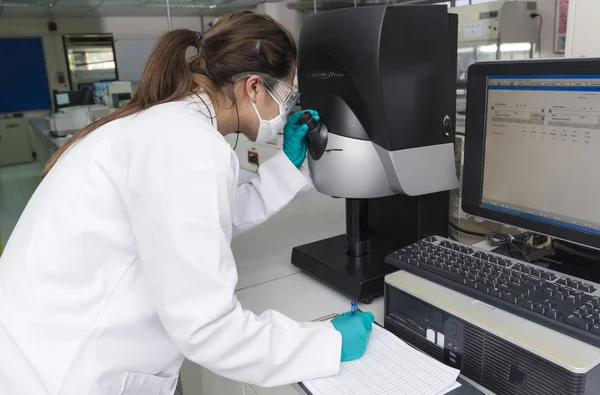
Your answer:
[292,5,459,302]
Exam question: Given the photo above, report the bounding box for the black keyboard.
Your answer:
[385,236,600,348]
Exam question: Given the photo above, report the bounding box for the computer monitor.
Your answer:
[53,89,95,111]
[463,59,600,251]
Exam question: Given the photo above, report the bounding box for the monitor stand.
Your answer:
[492,240,600,284]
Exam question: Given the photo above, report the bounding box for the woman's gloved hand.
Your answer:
[283,110,320,168]
[331,311,375,362]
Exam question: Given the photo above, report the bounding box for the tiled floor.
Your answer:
[0,161,43,247]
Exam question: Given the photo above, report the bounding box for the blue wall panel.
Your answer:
[0,38,52,113]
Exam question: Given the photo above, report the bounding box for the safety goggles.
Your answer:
[232,72,300,114]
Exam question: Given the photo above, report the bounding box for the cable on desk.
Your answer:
[449,222,487,237]
[486,231,532,263]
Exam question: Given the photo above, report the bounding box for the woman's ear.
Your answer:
[245,75,261,103]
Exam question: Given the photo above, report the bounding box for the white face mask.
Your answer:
[250,90,286,144]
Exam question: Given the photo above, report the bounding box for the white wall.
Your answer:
[256,2,303,40]
[565,0,600,57]
[0,16,213,114]
[533,0,562,59]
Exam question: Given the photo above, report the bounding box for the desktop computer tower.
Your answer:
[384,271,600,395]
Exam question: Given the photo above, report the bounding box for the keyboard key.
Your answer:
[558,278,569,286]
[498,259,512,267]
[532,269,542,278]
[499,283,528,298]
[586,315,599,325]
[591,325,600,335]
[553,292,567,301]
[581,304,594,315]
[541,299,555,308]
[534,305,547,314]
[591,297,600,306]
[583,284,596,293]
[566,315,593,331]
[523,300,535,310]
[567,295,578,304]
[467,280,478,289]
[501,292,522,304]
[546,309,561,319]
[543,272,557,281]
[490,289,502,298]
[569,280,582,290]
[419,260,468,285]
[542,288,554,297]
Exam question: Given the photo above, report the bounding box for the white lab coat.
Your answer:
[0,95,341,395]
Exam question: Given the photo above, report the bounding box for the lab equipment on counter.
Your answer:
[291,5,459,302]
[46,105,110,137]
[107,82,133,109]
[53,89,95,111]
[384,268,600,395]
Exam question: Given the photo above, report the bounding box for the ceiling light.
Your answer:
[479,44,498,53]
[146,3,218,8]
[500,43,532,52]
[2,2,49,7]
[479,43,532,53]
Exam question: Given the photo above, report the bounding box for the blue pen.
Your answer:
[351,300,358,315]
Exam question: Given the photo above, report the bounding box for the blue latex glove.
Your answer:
[283,110,320,168]
[331,311,375,362]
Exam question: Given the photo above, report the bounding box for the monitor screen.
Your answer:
[481,74,600,237]
[55,93,70,106]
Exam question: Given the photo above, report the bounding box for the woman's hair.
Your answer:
[43,11,297,173]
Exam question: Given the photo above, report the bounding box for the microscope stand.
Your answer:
[291,234,399,303]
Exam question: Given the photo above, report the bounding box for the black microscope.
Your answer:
[292,5,459,303]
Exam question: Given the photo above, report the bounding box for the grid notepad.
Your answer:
[302,325,461,395]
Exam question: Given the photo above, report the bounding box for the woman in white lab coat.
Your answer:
[0,11,374,395]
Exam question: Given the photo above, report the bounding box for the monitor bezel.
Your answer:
[462,58,600,251]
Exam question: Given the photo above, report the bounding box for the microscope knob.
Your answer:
[300,111,318,131]
[299,112,328,161]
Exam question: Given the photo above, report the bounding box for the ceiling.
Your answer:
[0,0,445,18]
[0,0,264,18]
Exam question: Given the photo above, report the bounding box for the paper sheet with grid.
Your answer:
[302,325,460,395]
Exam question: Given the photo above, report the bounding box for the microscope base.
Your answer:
[291,234,399,302]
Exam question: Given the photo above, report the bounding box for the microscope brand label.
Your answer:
[306,72,344,80]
